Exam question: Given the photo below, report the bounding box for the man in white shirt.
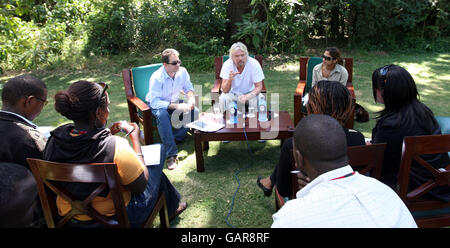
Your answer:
[145,48,197,170]
[272,114,417,228]
[218,42,264,113]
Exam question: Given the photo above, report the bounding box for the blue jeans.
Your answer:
[152,105,198,159]
[126,147,180,227]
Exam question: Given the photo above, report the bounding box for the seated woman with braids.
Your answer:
[43,80,187,227]
[257,80,365,198]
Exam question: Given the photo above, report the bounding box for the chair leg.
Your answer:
[159,193,170,228]
[142,192,168,228]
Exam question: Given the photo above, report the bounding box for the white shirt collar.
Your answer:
[162,66,181,80]
[0,110,37,128]
[296,165,354,198]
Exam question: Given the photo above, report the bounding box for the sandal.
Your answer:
[170,202,188,221]
[257,176,273,197]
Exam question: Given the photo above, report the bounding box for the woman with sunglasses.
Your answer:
[312,47,348,88]
[43,80,187,227]
[370,65,449,201]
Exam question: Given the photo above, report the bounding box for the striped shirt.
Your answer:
[272,165,417,228]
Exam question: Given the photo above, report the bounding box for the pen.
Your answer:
[290,170,300,174]
[124,125,135,138]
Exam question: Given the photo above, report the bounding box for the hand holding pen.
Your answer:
[118,121,136,138]
[108,120,138,138]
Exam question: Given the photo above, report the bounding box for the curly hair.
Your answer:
[306,80,353,127]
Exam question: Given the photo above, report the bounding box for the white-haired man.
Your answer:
[218,42,265,113]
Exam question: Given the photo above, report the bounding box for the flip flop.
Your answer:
[257,176,272,197]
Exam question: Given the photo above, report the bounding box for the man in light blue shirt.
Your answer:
[145,48,197,170]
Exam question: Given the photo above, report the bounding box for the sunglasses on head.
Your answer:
[322,55,334,61]
[167,60,181,66]
[379,65,391,77]
[97,82,108,105]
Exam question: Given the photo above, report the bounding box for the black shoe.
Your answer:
[169,202,188,221]
[256,176,272,197]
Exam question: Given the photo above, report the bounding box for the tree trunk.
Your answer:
[225,0,252,46]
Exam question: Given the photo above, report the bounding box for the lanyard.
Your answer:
[329,172,356,181]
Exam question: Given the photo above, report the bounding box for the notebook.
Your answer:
[141,143,161,166]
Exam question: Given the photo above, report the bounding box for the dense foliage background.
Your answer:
[1,0,449,73]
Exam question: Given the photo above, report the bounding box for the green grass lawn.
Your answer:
[1,50,449,227]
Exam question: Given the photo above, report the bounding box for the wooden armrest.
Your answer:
[212,79,222,93]
[127,96,150,112]
[295,80,306,96]
[261,80,267,93]
[346,82,356,99]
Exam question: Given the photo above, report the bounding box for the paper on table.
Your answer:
[186,119,224,132]
[141,143,161,166]
[36,126,53,138]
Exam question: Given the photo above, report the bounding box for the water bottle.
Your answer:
[258,94,268,122]
[270,97,279,119]
[227,101,238,124]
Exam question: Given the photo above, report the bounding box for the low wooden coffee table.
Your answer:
[193,111,294,172]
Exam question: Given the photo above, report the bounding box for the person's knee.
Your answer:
[219,93,232,112]
[153,109,170,122]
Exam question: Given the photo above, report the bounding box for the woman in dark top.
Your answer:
[371,65,449,201]
[44,80,187,227]
[257,80,365,198]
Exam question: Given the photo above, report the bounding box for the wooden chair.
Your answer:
[122,64,163,145]
[275,143,387,211]
[293,56,356,128]
[27,158,169,228]
[211,55,267,106]
[397,134,450,228]
[436,116,450,157]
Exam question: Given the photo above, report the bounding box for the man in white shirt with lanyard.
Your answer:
[272,114,417,228]
[218,42,264,113]
[146,48,197,170]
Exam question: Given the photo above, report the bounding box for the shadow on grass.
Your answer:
[164,131,281,227]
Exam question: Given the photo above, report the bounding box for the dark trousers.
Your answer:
[270,137,295,198]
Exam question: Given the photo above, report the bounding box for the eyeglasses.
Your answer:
[167,60,181,66]
[34,96,48,106]
[322,55,334,61]
[97,82,108,106]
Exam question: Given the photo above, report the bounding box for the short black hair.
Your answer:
[293,114,348,174]
[1,74,47,106]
